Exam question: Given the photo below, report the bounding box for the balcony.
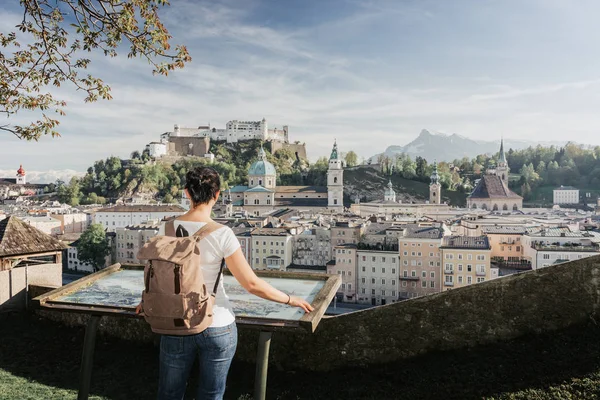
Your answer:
[444,281,454,287]
[399,276,419,281]
[476,271,486,276]
[491,258,532,270]
[444,269,454,274]
[532,244,600,253]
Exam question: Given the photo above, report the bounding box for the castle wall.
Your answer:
[270,142,308,160]
[167,137,210,157]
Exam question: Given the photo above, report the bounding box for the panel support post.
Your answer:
[254,330,273,400]
[78,315,101,400]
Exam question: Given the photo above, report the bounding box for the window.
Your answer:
[341,284,346,289]
[371,289,375,295]
[458,276,463,284]
[543,254,550,260]
[421,281,427,288]
[382,268,386,273]
[430,272,435,278]
[392,258,396,263]
[422,271,427,278]
[477,255,486,261]
[402,281,407,287]
[372,267,376,273]
[417,252,422,257]
[403,270,408,277]
[381,290,386,296]
[348,284,352,290]
[382,257,386,263]
[392,291,396,296]
[458,254,463,260]
[458,264,463,272]
[467,276,472,284]
[430,281,435,288]
[445,276,453,284]
[362,278,366,283]
[467,264,472,272]
[362,256,366,261]
[467,254,473,260]
[411,252,416,256]
[403,251,408,256]
[445,253,453,260]
[429,252,434,257]
[392,279,396,285]
[411,260,417,266]
[429,261,434,267]
[476,265,486,274]
[411,282,416,288]
[362,288,366,294]
[403,260,408,266]
[372,256,376,262]
[362,266,366,272]
[411,270,416,277]
[477,277,485,283]
[371,278,375,284]
[381,279,386,285]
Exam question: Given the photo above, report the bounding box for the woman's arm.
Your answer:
[225,248,314,313]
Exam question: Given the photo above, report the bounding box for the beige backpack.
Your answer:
[137,220,225,335]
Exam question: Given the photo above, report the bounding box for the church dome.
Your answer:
[17,165,25,176]
[248,146,276,176]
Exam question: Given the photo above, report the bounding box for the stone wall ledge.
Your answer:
[34,256,600,371]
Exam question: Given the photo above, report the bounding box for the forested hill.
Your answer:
[52,140,326,205]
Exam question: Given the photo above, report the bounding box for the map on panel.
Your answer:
[54,269,324,321]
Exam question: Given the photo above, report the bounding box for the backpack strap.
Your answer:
[193,221,225,241]
[165,219,176,237]
[191,221,226,296]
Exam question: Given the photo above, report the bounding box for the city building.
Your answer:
[482,226,530,269]
[20,216,62,236]
[440,236,493,290]
[522,227,600,269]
[66,241,94,273]
[467,140,523,211]
[0,165,45,200]
[328,244,358,302]
[250,227,293,270]
[93,205,185,232]
[115,224,160,265]
[330,220,363,250]
[398,225,445,299]
[292,227,331,267]
[384,180,396,203]
[553,186,580,205]
[357,250,399,305]
[50,212,90,234]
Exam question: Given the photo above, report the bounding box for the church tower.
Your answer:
[16,165,26,185]
[327,140,344,211]
[429,162,441,204]
[384,179,396,202]
[496,138,509,184]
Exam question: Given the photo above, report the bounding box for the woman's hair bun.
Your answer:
[184,167,221,206]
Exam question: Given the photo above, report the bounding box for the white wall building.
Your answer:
[553,186,580,205]
[21,216,62,236]
[250,228,293,270]
[66,245,94,273]
[94,205,185,232]
[357,250,400,306]
[522,228,600,269]
[115,224,160,265]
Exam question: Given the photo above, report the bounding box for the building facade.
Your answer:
[553,186,580,205]
[328,244,358,302]
[94,205,185,232]
[357,250,399,305]
[292,228,331,267]
[115,224,159,265]
[440,236,492,290]
[250,228,293,270]
[522,228,600,269]
[327,141,344,211]
[398,225,444,299]
[429,163,442,205]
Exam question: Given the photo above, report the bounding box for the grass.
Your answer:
[0,313,599,400]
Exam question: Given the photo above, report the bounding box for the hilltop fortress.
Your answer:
[145,118,306,160]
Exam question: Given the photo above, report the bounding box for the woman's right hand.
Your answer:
[288,296,314,313]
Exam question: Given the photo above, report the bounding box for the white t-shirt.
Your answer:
[157,220,240,328]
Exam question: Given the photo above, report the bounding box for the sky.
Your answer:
[2,0,600,182]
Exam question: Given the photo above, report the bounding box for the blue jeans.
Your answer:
[157,323,237,400]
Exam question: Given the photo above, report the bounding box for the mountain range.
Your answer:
[370,129,570,163]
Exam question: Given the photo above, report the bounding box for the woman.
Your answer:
[152,166,313,400]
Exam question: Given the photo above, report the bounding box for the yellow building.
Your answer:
[250,227,293,270]
[482,226,531,269]
[440,236,492,290]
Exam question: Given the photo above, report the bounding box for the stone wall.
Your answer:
[33,257,600,371]
[270,141,307,161]
[167,137,210,157]
[1,263,61,311]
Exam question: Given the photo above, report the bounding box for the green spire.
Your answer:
[498,138,507,165]
[329,140,338,160]
[430,161,440,185]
